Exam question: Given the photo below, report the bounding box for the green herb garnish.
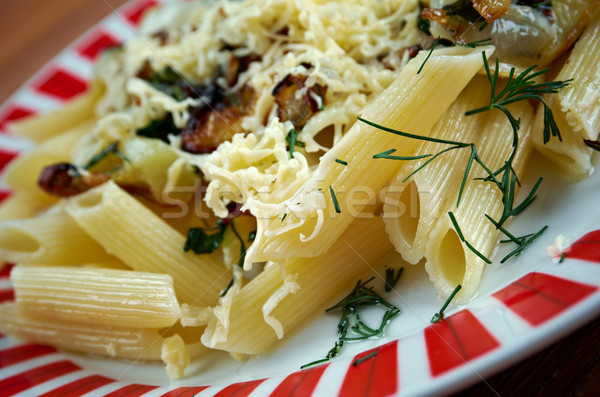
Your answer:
[301,277,400,369]
[417,36,439,74]
[83,141,129,171]
[352,351,378,366]
[137,115,181,143]
[184,220,227,254]
[465,53,572,144]
[448,211,492,264]
[385,267,403,292]
[335,159,348,166]
[431,284,461,323]
[286,128,306,159]
[329,185,341,213]
[559,252,566,263]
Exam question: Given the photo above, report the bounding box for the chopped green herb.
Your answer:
[417,36,439,74]
[373,148,431,161]
[352,351,378,366]
[431,284,462,323]
[184,220,227,254]
[137,115,181,143]
[559,252,566,263]
[301,277,399,369]
[500,225,548,263]
[385,267,403,292]
[465,53,572,144]
[329,186,341,213]
[281,213,288,222]
[457,38,493,48]
[247,230,257,242]
[220,218,247,297]
[448,212,492,264]
[83,142,129,170]
[335,159,348,166]
[286,128,306,159]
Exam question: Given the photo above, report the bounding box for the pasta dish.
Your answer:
[0,0,598,380]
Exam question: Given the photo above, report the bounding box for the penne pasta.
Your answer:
[64,180,229,306]
[201,217,393,355]
[245,45,494,269]
[7,81,102,143]
[0,302,164,360]
[0,202,114,265]
[425,97,536,302]
[383,75,492,265]
[12,265,181,328]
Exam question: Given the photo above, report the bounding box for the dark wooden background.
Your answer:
[0,1,598,395]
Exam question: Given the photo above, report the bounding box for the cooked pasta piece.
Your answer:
[0,302,163,360]
[0,191,55,223]
[7,82,102,143]
[244,45,493,269]
[12,265,181,328]
[65,180,229,306]
[2,119,95,195]
[0,203,114,265]
[554,8,600,141]
[201,217,393,355]
[383,75,492,264]
[425,98,535,302]
[532,94,595,180]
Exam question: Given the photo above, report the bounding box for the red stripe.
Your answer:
[563,230,600,264]
[0,149,18,173]
[0,344,56,369]
[425,310,500,377]
[493,272,598,326]
[160,386,210,397]
[0,190,12,205]
[214,379,266,397]
[0,360,81,396]
[338,340,398,397]
[0,106,35,133]
[34,69,88,100]
[0,263,14,278]
[77,30,121,60]
[38,374,114,397]
[0,289,14,303]
[123,0,159,25]
[103,384,159,397]
[270,363,329,397]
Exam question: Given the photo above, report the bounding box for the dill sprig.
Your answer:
[417,36,439,74]
[286,128,306,159]
[220,218,247,297]
[431,284,461,323]
[353,351,378,366]
[335,158,348,166]
[385,267,403,292]
[457,38,493,48]
[301,277,400,369]
[465,53,572,144]
[448,212,491,264]
[329,185,341,213]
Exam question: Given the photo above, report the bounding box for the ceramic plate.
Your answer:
[0,0,599,395]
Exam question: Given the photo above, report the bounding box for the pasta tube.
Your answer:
[11,265,181,328]
[245,45,493,269]
[201,217,393,355]
[65,180,229,306]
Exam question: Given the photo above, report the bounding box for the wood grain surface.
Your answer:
[0,1,598,395]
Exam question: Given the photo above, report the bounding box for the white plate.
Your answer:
[0,0,599,395]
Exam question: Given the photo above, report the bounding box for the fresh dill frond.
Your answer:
[431,284,462,323]
[335,158,348,166]
[329,186,341,213]
[301,277,399,369]
[385,267,403,292]
[417,36,439,74]
[448,212,492,264]
[465,53,572,144]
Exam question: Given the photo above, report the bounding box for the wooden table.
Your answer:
[0,1,598,395]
